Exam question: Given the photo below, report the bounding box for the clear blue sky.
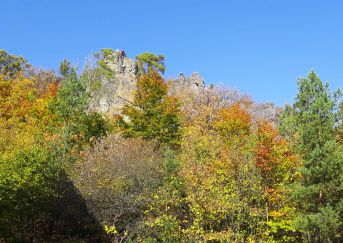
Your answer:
[1,0,343,105]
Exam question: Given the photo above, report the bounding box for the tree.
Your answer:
[142,149,186,242]
[116,70,180,147]
[143,87,302,242]
[50,68,107,148]
[280,70,343,242]
[214,103,252,139]
[136,52,165,76]
[0,73,56,155]
[145,99,264,242]
[337,101,343,143]
[0,72,106,241]
[254,121,300,242]
[93,48,116,79]
[59,58,72,78]
[0,146,60,241]
[73,135,164,241]
[30,69,61,93]
[0,50,30,79]
[81,49,116,94]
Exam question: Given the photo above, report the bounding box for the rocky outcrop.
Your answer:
[89,50,280,123]
[89,50,205,115]
[89,50,137,115]
[169,72,205,96]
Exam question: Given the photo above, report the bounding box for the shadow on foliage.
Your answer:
[0,170,109,242]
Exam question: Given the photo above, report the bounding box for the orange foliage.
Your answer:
[45,80,59,97]
[255,121,299,190]
[214,103,252,138]
[0,74,58,154]
[255,122,279,172]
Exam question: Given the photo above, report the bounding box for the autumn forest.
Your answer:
[0,49,342,243]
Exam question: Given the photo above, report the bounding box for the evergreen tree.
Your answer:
[135,52,165,77]
[50,68,107,148]
[59,58,72,78]
[280,71,343,242]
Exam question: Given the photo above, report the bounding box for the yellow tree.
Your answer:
[254,121,300,241]
[0,73,61,240]
[145,100,266,242]
[0,74,56,155]
[145,96,301,242]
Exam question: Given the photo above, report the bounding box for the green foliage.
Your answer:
[142,149,185,242]
[73,136,164,242]
[337,101,343,143]
[295,206,341,242]
[0,50,30,79]
[0,146,59,240]
[81,48,118,93]
[143,98,300,242]
[50,68,108,147]
[93,48,116,79]
[59,58,72,77]
[116,70,181,147]
[1,49,342,242]
[280,70,343,242]
[0,65,108,241]
[136,52,165,76]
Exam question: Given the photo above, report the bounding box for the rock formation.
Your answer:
[89,50,205,115]
[89,50,280,124]
[168,72,205,96]
[88,50,136,114]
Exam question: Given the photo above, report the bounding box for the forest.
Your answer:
[0,49,342,242]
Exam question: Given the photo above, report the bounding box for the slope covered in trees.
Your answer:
[0,49,342,242]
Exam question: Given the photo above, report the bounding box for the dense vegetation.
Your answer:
[0,49,342,242]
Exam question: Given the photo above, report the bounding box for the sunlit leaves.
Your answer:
[280,70,343,242]
[136,52,165,76]
[0,74,55,155]
[0,50,30,79]
[116,70,181,146]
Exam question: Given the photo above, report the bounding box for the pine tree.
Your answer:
[50,69,107,147]
[59,58,72,78]
[135,52,165,77]
[280,71,343,242]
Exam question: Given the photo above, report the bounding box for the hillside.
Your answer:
[0,49,342,242]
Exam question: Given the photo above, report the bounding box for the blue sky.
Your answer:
[1,0,343,105]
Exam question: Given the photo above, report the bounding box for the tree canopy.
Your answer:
[136,52,166,76]
[0,51,342,242]
[0,50,30,79]
[116,69,180,147]
[280,71,343,242]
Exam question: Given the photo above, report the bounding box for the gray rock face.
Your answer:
[169,72,205,95]
[89,50,281,126]
[107,50,137,76]
[89,50,205,115]
[89,50,137,115]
